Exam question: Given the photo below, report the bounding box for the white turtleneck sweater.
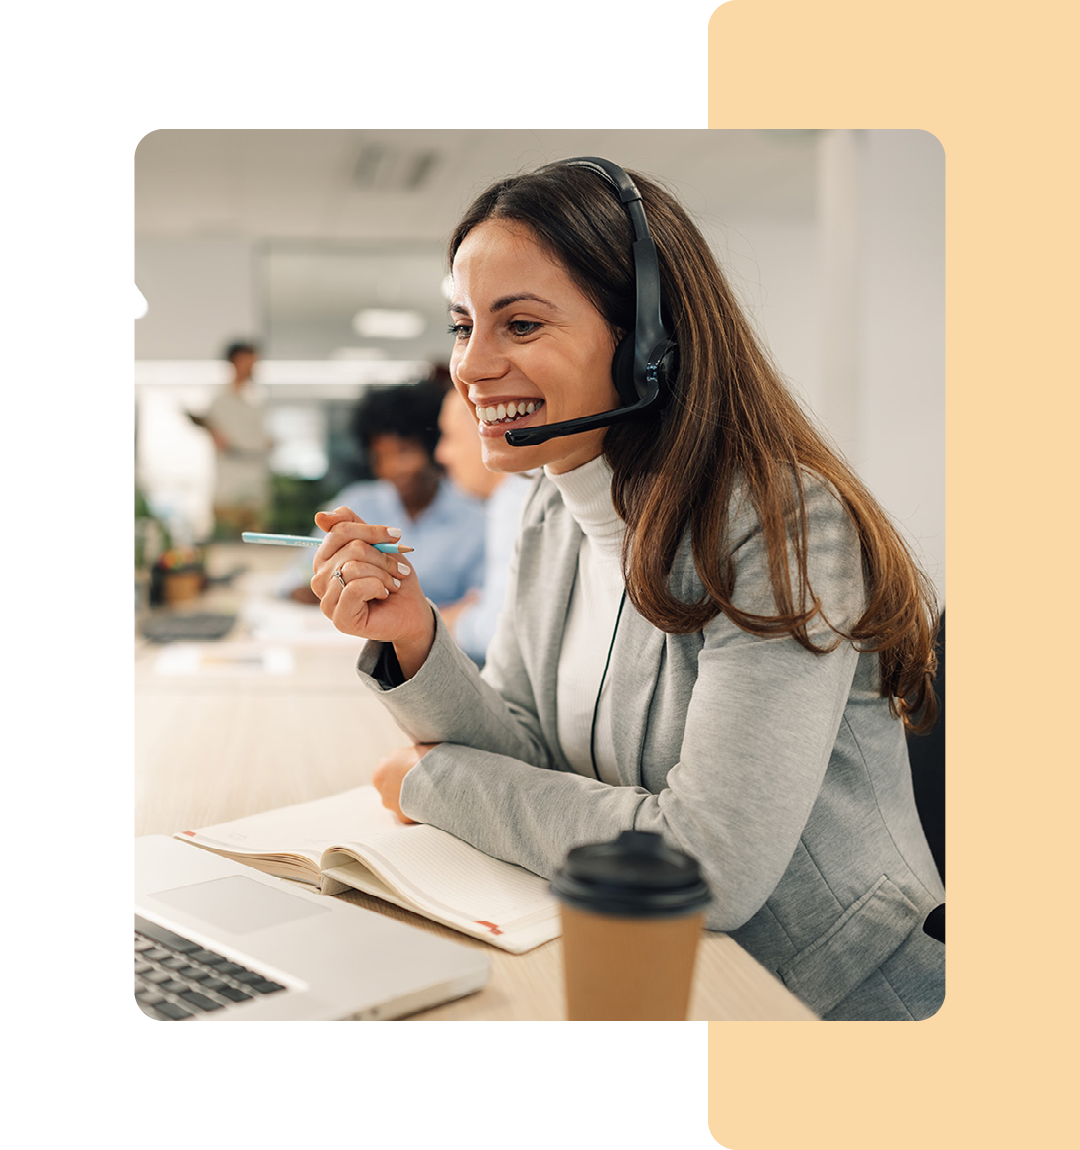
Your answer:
[544,455,627,785]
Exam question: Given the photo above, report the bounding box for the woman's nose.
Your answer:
[453,329,507,384]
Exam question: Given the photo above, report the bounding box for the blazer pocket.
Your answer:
[778,875,921,1018]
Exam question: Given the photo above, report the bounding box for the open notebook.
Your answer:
[176,786,560,954]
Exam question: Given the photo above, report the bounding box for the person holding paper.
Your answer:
[307,158,945,1022]
[201,340,272,538]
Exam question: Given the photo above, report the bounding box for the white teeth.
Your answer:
[477,400,541,424]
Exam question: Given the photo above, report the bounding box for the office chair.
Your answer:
[907,611,945,941]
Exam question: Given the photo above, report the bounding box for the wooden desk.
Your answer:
[135,545,818,1022]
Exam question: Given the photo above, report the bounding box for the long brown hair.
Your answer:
[449,162,939,732]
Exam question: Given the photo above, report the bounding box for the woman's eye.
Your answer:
[508,320,541,337]
[447,323,471,340]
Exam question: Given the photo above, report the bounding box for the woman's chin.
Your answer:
[481,439,542,474]
[481,432,607,477]
[478,412,547,472]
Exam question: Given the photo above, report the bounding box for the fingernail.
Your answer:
[393,578,401,588]
[398,563,411,576]
[387,527,402,539]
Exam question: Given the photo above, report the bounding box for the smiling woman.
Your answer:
[446,222,619,475]
[309,157,945,1022]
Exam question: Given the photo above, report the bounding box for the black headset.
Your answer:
[503,156,679,448]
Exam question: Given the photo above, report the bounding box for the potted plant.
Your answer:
[151,545,207,605]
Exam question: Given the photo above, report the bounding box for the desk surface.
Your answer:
[135,545,817,1022]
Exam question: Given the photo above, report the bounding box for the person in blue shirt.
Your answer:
[282,380,485,608]
[433,387,532,666]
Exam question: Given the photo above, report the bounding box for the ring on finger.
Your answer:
[332,566,346,589]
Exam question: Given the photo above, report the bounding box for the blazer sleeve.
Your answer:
[354,505,557,770]
[361,478,869,933]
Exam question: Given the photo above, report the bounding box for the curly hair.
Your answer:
[350,379,447,460]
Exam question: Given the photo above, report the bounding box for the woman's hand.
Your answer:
[310,507,435,675]
[372,743,439,823]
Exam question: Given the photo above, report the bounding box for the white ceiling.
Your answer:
[135,129,821,240]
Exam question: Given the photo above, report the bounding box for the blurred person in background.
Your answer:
[197,340,273,538]
[283,379,485,607]
[434,389,532,667]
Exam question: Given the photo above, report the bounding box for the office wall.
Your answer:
[135,237,258,360]
[134,219,822,386]
[818,129,946,603]
[707,215,823,417]
[860,130,945,604]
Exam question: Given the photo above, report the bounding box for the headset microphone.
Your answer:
[503,157,678,448]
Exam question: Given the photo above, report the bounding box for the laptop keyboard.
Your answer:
[141,613,237,643]
[135,915,287,1020]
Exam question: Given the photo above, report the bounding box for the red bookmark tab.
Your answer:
[475,920,503,936]
[180,830,195,836]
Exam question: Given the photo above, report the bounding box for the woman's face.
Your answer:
[448,219,620,475]
[435,389,501,500]
[368,433,437,504]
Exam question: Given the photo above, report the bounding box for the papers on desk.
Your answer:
[153,643,295,677]
[241,598,360,645]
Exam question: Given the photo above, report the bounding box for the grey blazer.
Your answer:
[356,473,945,1020]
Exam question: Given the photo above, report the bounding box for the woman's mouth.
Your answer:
[475,399,545,433]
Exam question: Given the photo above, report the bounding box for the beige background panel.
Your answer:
[707,1,1074,1148]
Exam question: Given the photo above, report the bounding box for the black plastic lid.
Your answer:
[550,831,712,919]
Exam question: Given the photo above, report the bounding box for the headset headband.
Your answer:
[504,156,676,447]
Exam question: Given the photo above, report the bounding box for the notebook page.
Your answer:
[179,785,405,862]
[179,785,556,935]
[348,826,555,928]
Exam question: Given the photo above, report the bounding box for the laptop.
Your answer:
[135,835,490,1021]
[141,612,237,643]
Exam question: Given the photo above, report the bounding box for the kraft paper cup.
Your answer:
[551,830,712,1021]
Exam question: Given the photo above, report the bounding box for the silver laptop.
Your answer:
[135,835,490,1021]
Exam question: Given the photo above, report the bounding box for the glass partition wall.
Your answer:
[135,242,450,542]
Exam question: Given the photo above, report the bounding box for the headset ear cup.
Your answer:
[656,340,678,401]
[610,334,638,405]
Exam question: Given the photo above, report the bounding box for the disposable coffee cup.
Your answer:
[550,830,712,1021]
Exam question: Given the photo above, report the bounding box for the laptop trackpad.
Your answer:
[154,876,330,934]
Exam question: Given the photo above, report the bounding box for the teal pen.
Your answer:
[241,532,414,554]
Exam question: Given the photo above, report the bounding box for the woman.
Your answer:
[432,387,532,666]
[308,159,945,1022]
